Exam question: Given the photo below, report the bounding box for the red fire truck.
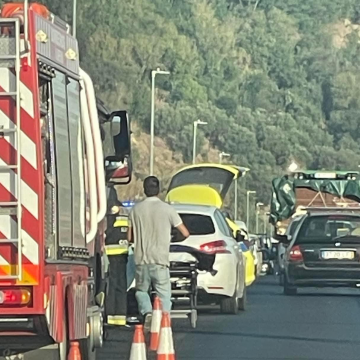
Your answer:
[0,2,131,359]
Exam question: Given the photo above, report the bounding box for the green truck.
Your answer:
[270,170,360,285]
[270,170,360,236]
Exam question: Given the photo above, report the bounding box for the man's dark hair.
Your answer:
[143,176,160,197]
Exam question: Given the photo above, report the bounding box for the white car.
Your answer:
[170,204,247,314]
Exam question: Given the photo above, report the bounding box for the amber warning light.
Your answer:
[0,289,31,305]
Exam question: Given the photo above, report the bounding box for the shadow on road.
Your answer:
[296,290,360,297]
[251,276,360,298]
[174,328,357,345]
[248,289,283,296]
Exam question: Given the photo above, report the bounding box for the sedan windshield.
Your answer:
[296,215,360,244]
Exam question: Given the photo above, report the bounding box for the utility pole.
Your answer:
[255,202,264,233]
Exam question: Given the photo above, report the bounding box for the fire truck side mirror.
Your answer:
[108,110,131,158]
[104,110,132,184]
[105,155,132,184]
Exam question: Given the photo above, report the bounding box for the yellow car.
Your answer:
[239,241,256,286]
[226,218,256,287]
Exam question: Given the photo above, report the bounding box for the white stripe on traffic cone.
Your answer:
[157,312,175,360]
[129,325,147,360]
[150,296,162,351]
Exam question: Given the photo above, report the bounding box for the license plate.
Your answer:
[321,250,355,260]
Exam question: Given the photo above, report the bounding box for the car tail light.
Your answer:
[200,240,230,254]
[0,289,31,305]
[288,245,303,261]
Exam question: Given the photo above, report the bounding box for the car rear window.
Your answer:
[287,218,302,237]
[296,215,360,244]
[179,214,215,235]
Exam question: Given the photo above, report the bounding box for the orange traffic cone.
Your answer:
[157,312,175,360]
[150,297,162,351]
[67,341,81,360]
[129,324,147,360]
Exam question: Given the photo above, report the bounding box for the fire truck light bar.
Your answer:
[122,201,135,208]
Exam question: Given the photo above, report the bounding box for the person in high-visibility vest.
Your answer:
[105,185,128,326]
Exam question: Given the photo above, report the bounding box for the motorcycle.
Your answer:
[260,243,278,275]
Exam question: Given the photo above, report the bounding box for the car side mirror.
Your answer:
[103,110,132,184]
[105,155,132,184]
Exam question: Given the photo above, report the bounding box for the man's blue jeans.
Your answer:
[135,264,172,315]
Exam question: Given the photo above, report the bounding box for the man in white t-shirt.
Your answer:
[128,176,189,330]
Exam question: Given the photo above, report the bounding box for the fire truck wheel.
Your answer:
[91,311,104,349]
[59,313,69,360]
[80,338,96,360]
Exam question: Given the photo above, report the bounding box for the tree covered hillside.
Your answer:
[38,0,360,212]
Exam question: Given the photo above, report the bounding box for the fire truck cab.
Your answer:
[0,2,131,359]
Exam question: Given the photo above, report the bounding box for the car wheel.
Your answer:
[238,283,247,311]
[283,276,297,296]
[80,338,97,360]
[220,291,238,314]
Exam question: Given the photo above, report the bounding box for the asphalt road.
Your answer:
[98,276,360,360]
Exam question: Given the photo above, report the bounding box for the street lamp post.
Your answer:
[192,120,208,164]
[246,190,256,231]
[256,202,264,234]
[219,151,230,164]
[264,211,270,234]
[234,180,238,220]
[150,68,170,176]
[72,0,77,37]
[234,167,250,220]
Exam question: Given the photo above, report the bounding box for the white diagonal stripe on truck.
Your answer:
[0,215,39,264]
[0,158,38,219]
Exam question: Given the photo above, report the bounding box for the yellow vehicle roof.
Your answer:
[170,163,249,180]
[166,164,250,209]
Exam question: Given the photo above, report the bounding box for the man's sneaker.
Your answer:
[143,312,152,334]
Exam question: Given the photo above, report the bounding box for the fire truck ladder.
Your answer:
[0,18,23,281]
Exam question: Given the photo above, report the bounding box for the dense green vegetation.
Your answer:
[35,0,360,223]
